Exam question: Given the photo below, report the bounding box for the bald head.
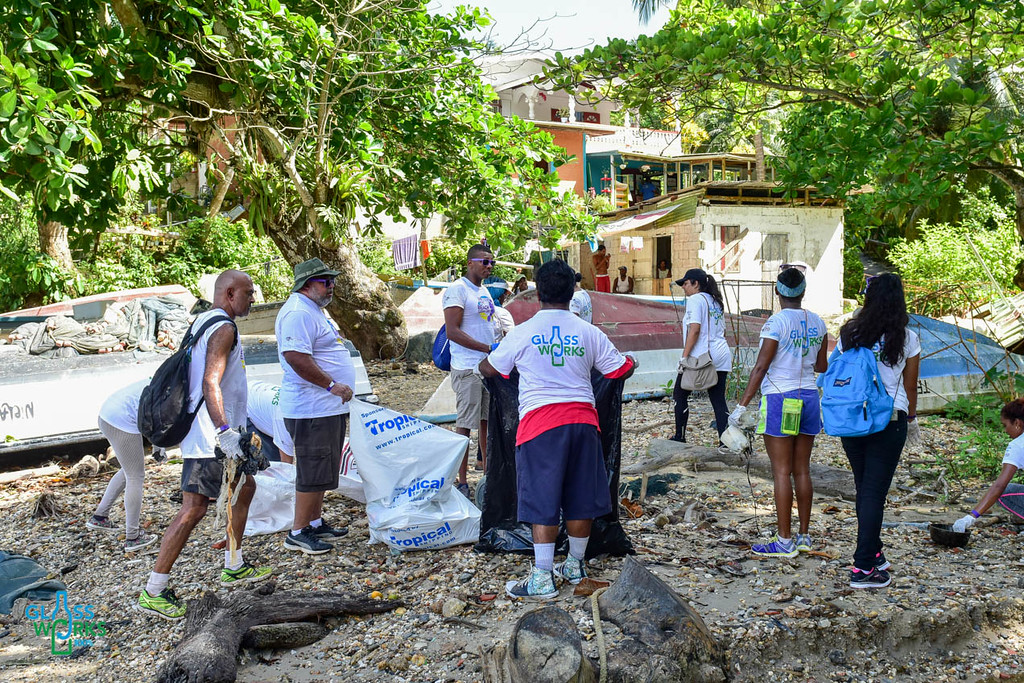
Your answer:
[213,269,255,319]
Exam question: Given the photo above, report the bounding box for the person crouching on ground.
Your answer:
[951,399,1024,536]
[138,270,269,621]
[732,267,827,558]
[479,259,637,600]
[672,268,732,445]
[276,258,353,555]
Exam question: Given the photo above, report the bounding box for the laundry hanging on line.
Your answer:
[392,234,421,271]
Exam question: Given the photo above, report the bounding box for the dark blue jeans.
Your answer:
[841,413,907,570]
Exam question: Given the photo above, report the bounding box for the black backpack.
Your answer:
[137,315,238,447]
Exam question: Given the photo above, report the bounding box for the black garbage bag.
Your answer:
[474,369,634,559]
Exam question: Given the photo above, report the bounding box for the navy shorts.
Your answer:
[516,423,611,526]
[756,389,821,437]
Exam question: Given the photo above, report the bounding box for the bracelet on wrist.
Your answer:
[969,510,981,518]
[907,414,917,421]
[327,380,336,392]
[216,424,230,434]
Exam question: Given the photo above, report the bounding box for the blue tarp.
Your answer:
[0,551,66,614]
[910,314,1024,379]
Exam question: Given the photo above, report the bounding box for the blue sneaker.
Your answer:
[795,534,813,553]
[751,535,798,558]
[505,566,558,600]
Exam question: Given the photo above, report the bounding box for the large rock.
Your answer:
[404,331,435,364]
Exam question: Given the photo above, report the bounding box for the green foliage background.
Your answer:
[888,189,1022,315]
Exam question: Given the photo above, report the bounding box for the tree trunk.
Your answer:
[268,215,408,358]
[207,165,235,218]
[37,220,75,271]
[988,169,1024,291]
[156,588,401,683]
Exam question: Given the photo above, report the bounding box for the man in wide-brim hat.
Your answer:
[275,258,354,556]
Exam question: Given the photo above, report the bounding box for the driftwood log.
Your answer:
[598,556,726,683]
[155,587,401,683]
[625,438,856,501]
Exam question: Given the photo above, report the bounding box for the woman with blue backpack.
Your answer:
[731,267,828,558]
[830,273,920,588]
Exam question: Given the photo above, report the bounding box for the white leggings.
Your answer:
[94,417,147,539]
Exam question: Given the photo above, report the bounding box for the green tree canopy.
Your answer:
[551,0,1024,235]
[1,0,593,353]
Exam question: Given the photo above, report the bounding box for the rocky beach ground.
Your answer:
[2,361,1024,682]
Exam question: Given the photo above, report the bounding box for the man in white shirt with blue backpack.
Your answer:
[480,259,636,600]
[442,244,497,496]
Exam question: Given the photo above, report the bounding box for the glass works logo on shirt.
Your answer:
[531,326,585,367]
[785,320,825,357]
[25,590,106,656]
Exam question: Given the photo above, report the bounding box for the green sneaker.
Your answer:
[505,566,558,600]
[220,562,272,586]
[137,589,186,621]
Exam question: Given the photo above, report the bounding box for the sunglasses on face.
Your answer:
[779,263,807,273]
[308,277,335,286]
[470,258,496,266]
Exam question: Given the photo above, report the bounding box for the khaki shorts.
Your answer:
[451,368,489,430]
[285,414,347,493]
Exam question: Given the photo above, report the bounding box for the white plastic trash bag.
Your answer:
[245,462,296,536]
[349,400,467,507]
[367,488,481,550]
[337,439,366,504]
[349,399,479,551]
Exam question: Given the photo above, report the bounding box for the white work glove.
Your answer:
[152,446,168,462]
[729,405,757,429]
[906,418,921,446]
[216,428,244,461]
[951,514,976,533]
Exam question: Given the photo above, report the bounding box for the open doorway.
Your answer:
[655,235,673,279]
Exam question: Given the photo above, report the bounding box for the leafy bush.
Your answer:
[942,393,1009,478]
[0,198,82,311]
[888,189,1022,315]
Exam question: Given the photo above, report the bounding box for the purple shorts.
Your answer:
[756,388,821,437]
[516,423,611,526]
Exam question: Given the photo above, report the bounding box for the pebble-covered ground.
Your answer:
[1,361,1023,682]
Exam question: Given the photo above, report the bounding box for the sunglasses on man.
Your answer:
[470,258,496,266]
[308,277,335,286]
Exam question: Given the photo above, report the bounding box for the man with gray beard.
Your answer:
[276,258,355,555]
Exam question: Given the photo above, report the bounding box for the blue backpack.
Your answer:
[817,346,893,437]
[432,325,451,371]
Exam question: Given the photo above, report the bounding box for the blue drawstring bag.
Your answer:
[432,325,451,371]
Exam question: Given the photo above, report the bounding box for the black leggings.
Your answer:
[841,413,907,570]
[673,371,729,442]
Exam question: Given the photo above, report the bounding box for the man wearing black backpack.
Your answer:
[138,270,270,621]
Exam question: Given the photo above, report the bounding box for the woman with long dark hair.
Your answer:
[733,268,828,558]
[672,268,732,444]
[835,273,920,588]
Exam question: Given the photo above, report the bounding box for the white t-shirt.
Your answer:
[835,330,921,413]
[570,289,593,323]
[682,292,732,372]
[1003,433,1024,470]
[487,309,628,419]
[492,306,515,341]
[614,276,631,293]
[758,308,827,394]
[98,378,150,435]
[441,277,495,370]
[181,309,247,459]
[276,293,356,419]
[247,379,295,455]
